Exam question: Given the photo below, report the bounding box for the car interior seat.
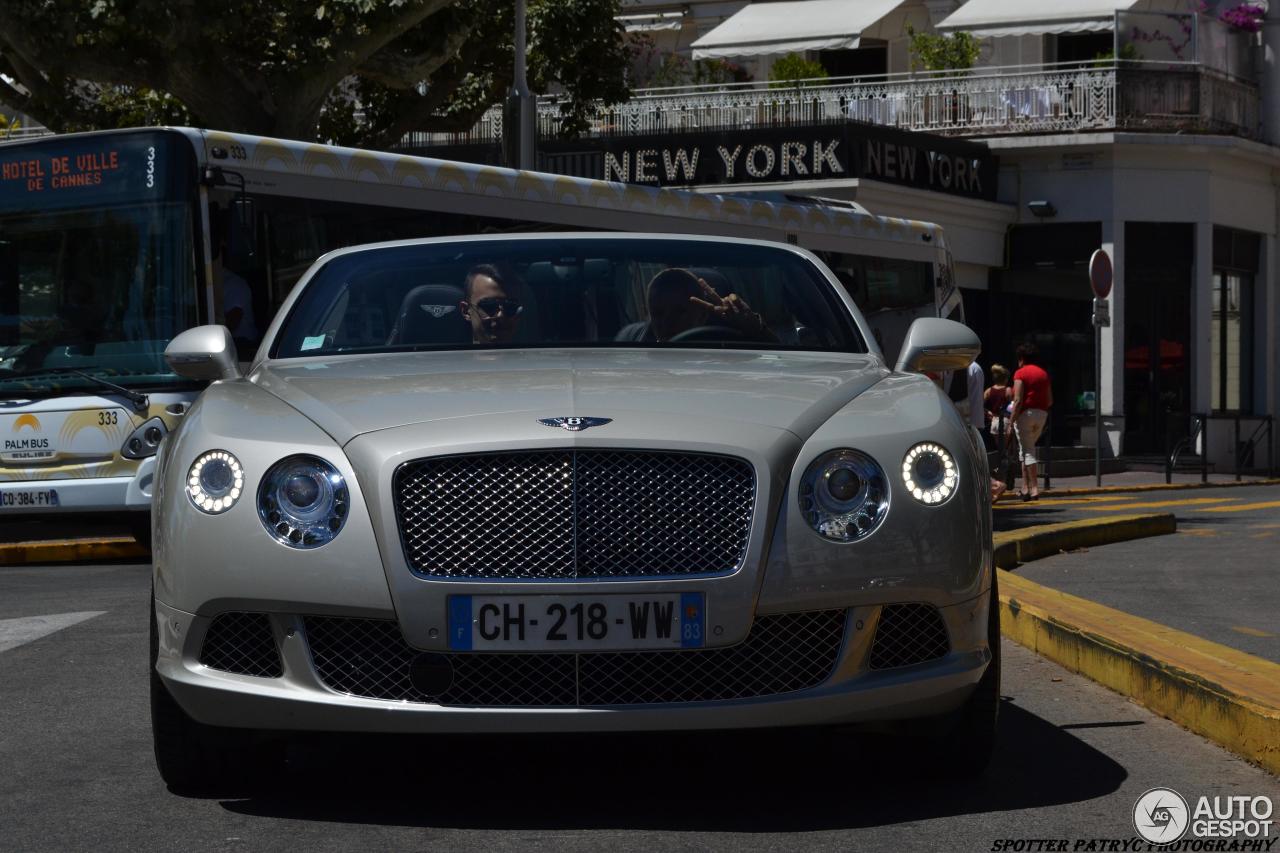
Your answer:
[386,283,469,346]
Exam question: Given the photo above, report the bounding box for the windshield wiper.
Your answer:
[0,366,149,411]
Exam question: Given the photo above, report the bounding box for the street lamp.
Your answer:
[504,0,537,170]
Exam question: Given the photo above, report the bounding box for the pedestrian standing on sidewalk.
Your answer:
[1010,343,1053,501]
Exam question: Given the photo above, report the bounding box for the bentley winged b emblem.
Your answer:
[538,416,612,432]
[420,304,456,318]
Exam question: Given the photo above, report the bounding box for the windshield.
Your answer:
[0,132,200,397]
[271,237,865,358]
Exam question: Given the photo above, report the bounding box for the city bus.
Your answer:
[0,127,961,530]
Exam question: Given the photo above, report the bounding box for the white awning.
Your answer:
[936,0,1143,37]
[691,0,908,60]
[617,11,685,33]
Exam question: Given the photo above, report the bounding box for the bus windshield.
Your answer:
[0,131,200,397]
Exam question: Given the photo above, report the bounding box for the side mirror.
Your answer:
[894,318,980,374]
[165,325,242,382]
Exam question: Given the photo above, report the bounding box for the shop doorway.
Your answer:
[1123,223,1194,455]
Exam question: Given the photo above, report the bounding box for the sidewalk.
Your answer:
[1010,468,1279,496]
[992,482,1280,774]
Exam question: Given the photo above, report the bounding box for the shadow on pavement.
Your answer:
[220,699,1127,832]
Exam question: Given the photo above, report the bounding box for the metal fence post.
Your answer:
[1235,415,1242,481]
[1202,415,1209,483]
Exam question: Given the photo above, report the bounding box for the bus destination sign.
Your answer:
[0,132,188,213]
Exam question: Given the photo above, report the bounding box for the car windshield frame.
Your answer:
[268,236,867,359]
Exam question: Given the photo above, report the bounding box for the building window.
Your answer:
[1210,227,1260,414]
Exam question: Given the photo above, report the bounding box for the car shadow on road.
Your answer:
[219,699,1127,832]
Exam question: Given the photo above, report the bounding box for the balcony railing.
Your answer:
[404,60,1259,150]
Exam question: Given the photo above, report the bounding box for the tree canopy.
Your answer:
[0,0,632,148]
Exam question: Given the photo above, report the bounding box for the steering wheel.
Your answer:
[668,324,750,343]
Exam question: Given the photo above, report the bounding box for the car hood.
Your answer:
[251,349,889,446]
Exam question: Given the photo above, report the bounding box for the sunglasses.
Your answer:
[472,297,523,318]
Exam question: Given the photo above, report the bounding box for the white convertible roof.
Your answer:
[691,0,908,59]
[936,0,1144,37]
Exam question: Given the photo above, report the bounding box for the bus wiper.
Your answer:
[0,366,149,411]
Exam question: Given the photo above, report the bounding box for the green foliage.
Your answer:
[767,53,828,87]
[905,25,981,72]
[0,0,635,147]
[1093,43,1142,65]
[634,53,750,89]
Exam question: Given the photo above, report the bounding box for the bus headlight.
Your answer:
[799,449,889,542]
[258,455,349,548]
[121,417,168,460]
[187,450,244,514]
[902,442,958,505]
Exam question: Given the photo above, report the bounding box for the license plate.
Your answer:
[0,488,60,509]
[448,592,705,652]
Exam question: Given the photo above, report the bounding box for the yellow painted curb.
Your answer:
[992,512,1176,569]
[997,477,1280,502]
[999,570,1280,775]
[0,537,149,565]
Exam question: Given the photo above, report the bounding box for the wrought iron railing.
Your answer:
[403,60,1259,151]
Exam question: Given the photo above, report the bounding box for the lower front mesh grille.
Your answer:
[304,610,847,707]
[868,603,950,670]
[198,612,282,677]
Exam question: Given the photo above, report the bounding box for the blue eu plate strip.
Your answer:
[448,595,472,651]
[680,592,705,648]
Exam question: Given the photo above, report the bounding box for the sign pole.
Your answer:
[1095,321,1102,487]
[1088,249,1113,488]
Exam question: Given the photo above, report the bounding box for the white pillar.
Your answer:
[1100,219,1124,457]
[1263,3,1280,145]
[1192,221,1215,417]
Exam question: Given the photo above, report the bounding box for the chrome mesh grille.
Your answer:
[304,610,846,706]
[393,450,755,579]
[198,612,282,678]
[868,603,950,670]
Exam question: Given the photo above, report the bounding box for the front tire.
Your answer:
[935,575,1001,776]
[150,595,276,796]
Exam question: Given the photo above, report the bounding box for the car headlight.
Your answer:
[187,450,244,514]
[258,455,349,548]
[799,449,889,542]
[902,442,958,505]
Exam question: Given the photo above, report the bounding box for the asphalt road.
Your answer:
[1,561,1277,852]
[996,485,1280,662]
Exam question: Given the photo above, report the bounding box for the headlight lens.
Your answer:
[799,449,889,542]
[121,416,168,460]
[258,455,349,548]
[902,442,958,505]
[187,450,244,514]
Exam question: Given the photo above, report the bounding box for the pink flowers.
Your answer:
[1197,1,1266,32]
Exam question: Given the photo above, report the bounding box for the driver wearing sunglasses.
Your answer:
[460,263,524,345]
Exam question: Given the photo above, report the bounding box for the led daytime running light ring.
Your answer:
[186,450,245,514]
[902,442,958,506]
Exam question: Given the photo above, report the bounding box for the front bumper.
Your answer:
[154,593,991,734]
[0,457,157,513]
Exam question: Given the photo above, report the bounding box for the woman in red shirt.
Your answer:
[1010,343,1053,500]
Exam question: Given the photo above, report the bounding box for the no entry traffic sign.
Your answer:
[1089,248,1113,300]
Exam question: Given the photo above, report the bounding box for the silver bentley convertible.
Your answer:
[150,233,996,793]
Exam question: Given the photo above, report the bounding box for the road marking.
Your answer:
[1177,528,1218,537]
[1232,626,1277,638]
[1079,497,1239,511]
[0,612,107,654]
[1251,532,1274,540]
[1195,500,1280,514]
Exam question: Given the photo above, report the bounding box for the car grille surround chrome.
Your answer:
[393,449,756,579]
[303,610,847,707]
